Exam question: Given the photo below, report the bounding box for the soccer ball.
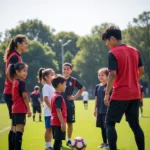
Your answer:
[71,137,87,150]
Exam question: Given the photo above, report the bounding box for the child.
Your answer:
[62,62,85,146]
[81,91,89,110]
[94,68,109,148]
[139,85,144,117]
[9,62,31,150]
[30,85,43,121]
[3,34,28,150]
[51,75,67,150]
[38,68,55,150]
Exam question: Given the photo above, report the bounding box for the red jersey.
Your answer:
[110,45,141,100]
[51,92,67,126]
[12,79,27,113]
[3,51,22,94]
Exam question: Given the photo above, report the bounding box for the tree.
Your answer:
[4,19,54,45]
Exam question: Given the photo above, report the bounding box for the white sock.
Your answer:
[68,138,71,141]
[46,142,51,148]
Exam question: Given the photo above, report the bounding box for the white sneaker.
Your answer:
[103,143,109,148]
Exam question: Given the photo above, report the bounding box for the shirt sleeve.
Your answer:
[95,85,98,96]
[108,53,118,71]
[9,55,19,64]
[55,96,63,109]
[138,55,143,67]
[75,79,84,89]
[19,80,27,93]
[43,87,49,97]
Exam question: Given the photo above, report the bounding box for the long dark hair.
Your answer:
[8,62,26,80]
[3,34,27,62]
[37,68,55,83]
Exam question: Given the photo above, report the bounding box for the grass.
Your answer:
[0,99,150,150]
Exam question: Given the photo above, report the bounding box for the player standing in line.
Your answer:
[8,62,31,150]
[102,26,145,150]
[3,35,28,150]
[94,68,109,149]
[81,90,89,110]
[30,85,43,122]
[51,75,67,150]
[38,68,55,150]
[62,62,85,147]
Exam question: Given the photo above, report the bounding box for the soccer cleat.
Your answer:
[66,140,72,147]
[97,143,105,148]
[103,143,109,148]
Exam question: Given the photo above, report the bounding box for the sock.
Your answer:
[39,116,41,121]
[68,138,71,141]
[33,116,35,121]
[46,142,51,148]
[12,132,16,149]
[15,131,23,150]
[8,130,14,150]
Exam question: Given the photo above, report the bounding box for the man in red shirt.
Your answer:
[51,75,67,150]
[102,26,145,150]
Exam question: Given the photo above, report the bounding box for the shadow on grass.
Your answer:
[61,146,72,150]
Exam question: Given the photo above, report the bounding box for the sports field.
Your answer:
[0,99,150,150]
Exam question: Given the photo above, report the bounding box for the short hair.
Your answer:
[102,26,122,41]
[34,85,40,91]
[52,75,66,88]
[98,68,109,76]
[63,62,73,69]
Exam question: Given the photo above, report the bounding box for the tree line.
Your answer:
[0,11,150,96]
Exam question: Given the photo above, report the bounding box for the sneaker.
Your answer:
[103,143,109,148]
[97,143,105,148]
[66,140,72,147]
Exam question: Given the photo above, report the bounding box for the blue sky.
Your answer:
[0,0,149,36]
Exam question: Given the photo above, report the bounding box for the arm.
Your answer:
[104,53,117,106]
[94,96,98,117]
[56,96,66,132]
[22,92,31,117]
[138,54,144,80]
[30,98,33,106]
[44,96,51,109]
[38,98,44,107]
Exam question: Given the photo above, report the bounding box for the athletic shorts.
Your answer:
[96,114,106,128]
[106,99,140,124]
[33,106,41,113]
[4,94,13,119]
[12,113,26,126]
[67,108,75,123]
[44,116,52,128]
[52,126,66,140]
[83,101,88,104]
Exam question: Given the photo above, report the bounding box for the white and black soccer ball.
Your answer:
[71,137,87,150]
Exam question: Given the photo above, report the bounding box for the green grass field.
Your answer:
[0,99,150,150]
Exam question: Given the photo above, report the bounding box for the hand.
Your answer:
[104,94,110,106]
[68,95,76,101]
[61,123,66,132]
[27,110,32,117]
[94,111,97,117]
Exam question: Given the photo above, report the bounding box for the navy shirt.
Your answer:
[95,84,108,114]
[55,95,63,109]
[30,92,41,107]
[62,77,83,109]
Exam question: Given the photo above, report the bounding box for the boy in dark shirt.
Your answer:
[62,62,85,146]
[94,68,109,148]
[51,75,67,150]
[30,85,43,121]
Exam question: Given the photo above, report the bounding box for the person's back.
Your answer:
[110,45,140,100]
[31,91,41,107]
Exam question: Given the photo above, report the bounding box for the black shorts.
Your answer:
[106,99,139,124]
[33,106,41,113]
[96,114,106,128]
[52,126,66,140]
[83,101,88,104]
[4,94,13,119]
[139,101,143,107]
[12,113,26,126]
[67,108,75,123]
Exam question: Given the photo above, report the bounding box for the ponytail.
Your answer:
[37,68,45,83]
[3,34,27,62]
